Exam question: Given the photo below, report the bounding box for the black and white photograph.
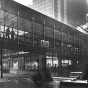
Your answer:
[0,0,88,88]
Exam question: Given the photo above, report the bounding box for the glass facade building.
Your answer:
[0,0,88,77]
[32,0,87,28]
[33,0,55,18]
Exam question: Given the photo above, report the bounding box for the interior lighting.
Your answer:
[19,51,29,54]
[86,0,88,5]
[82,24,87,29]
[46,56,57,59]
[77,61,79,63]
[77,26,81,30]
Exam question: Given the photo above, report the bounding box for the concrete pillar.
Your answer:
[39,55,43,70]
[18,57,24,70]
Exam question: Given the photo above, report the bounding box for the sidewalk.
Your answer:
[0,70,76,81]
[0,70,36,78]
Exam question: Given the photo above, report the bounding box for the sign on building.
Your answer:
[40,40,49,47]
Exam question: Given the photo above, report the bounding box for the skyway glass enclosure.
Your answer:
[0,0,88,77]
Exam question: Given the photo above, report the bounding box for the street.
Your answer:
[0,78,60,88]
[0,71,75,88]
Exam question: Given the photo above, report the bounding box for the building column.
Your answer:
[0,5,3,78]
[52,25,55,70]
[39,55,43,71]
[60,26,63,67]
[0,5,1,37]
[43,21,46,74]
[67,31,69,65]
[23,52,25,70]
[32,17,34,47]
[17,12,19,43]
[0,42,3,78]
[43,49,46,74]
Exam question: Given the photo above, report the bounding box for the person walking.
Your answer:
[6,27,10,38]
[10,28,15,39]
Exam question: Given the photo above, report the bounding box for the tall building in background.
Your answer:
[66,0,87,28]
[33,0,55,19]
[32,0,63,22]
[31,0,87,28]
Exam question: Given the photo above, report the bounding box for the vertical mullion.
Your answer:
[53,25,55,51]
[24,25,25,42]
[0,7,1,37]
[73,34,75,53]
[61,26,63,67]
[12,50,13,69]
[52,25,55,68]
[32,17,34,46]
[52,51,53,69]
[43,21,45,41]
[24,52,25,70]
[68,31,69,65]
[4,12,6,37]
[1,42,3,78]
[61,26,63,52]
[78,35,80,69]
[83,37,84,55]
[17,12,19,43]
[43,21,46,74]
[78,35,80,55]
[68,31,69,52]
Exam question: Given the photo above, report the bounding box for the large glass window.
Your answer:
[62,59,72,66]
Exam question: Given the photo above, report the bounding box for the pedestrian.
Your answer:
[6,27,10,38]
[10,28,15,39]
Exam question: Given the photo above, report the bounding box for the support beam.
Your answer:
[1,42,3,78]
[17,11,19,43]
[43,21,45,40]
[43,49,46,74]
[38,57,39,74]
[32,17,34,47]
[53,25,55,51]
